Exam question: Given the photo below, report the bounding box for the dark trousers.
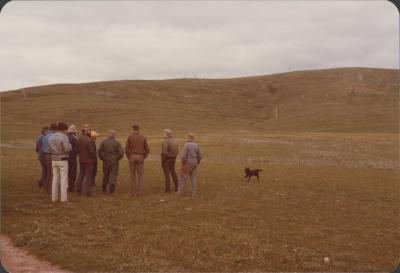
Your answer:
[102,161,119,194]
[43,154,53,194]
[76,163,94,196]
[68,157,77,192]
[38,155,47,188]
[161,156,178,192]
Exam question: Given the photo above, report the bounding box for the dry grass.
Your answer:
[1,67,399,272]
[1,133,399,272]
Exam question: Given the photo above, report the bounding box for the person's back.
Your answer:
[125,124,150,197]
[48,131,71,160]
[99,137,123,163]
[41,129,55,154]
[75,124,96,196]
[162,137,178,158]
[77,134,96,164]
[178,133,202,196]
[161,129,179,193]
[98,130,124,194]
[125,133,149,157]
[182,141,201,164]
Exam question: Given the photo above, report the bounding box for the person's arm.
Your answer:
[97,142,105,161]
[144,138,150,159]
[41,135,48,153]
[125,138,130,158]
[88,139,96,158]
[36,136,41,154]
[117,142,124,160]
[181,143,188,164]
[93,143,98,162]
[196,145,202,164]
[76,138,81,156]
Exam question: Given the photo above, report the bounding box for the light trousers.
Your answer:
[178,159,198,195]
[51,160,69,202]
[129,154,145,195]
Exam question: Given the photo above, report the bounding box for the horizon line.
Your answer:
[1,66,398,93]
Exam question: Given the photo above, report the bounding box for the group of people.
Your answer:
[36,123,202,202]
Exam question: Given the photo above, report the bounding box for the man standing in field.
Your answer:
[41,123,57,194]
[90,130,99,187]
[67,125,79,192]
[178,133,202,197]
[161,129,179,192]
[98,130,124,194]
[76,124,97,197]
[36,126,48,188]
[125,124,150,197]
[48,122,71,202]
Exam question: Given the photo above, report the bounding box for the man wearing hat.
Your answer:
[178,133,202,196]
[75,124,97,196]
[161,129,179,192]
[67,124,79,192]
[98,130,124,194]
[125,124,150,197]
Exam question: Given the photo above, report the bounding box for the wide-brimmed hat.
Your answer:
[163,129,171,135]
[68,124,77,133]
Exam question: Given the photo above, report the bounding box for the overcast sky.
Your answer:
[0,0,398,91]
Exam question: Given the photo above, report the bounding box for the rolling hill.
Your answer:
[1,67,399,272]
[1,67,398,142]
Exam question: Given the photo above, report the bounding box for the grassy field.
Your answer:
[1,67,399,272]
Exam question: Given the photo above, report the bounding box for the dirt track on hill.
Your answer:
[0,235,72,273]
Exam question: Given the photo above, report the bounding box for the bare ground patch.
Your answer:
[0,235,73,273]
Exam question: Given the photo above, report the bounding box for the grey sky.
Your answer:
[0,0,398,91]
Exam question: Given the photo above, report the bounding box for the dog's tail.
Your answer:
[256,169,262,172]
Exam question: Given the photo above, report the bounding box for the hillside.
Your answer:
[1,67,399,272]
[1,67,398,142]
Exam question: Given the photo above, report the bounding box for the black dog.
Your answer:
[244,167,262,182]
